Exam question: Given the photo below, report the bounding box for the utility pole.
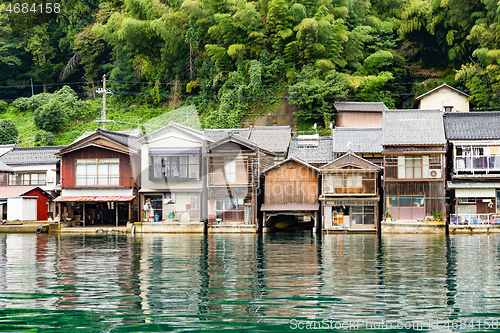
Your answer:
[96,74,110,129]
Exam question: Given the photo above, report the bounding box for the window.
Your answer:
[387,196,425,219]
[10,172,46,186]
[459,197,476,203]
[444,106,453,112]
[149,154,200,180]
[391,154,441,179]
[351,205,375,225]
[76,159,119,186]
[224,159,236,183]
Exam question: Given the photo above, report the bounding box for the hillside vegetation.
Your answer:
[1,0,500,145]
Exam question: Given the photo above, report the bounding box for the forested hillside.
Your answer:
[0,0,499,145]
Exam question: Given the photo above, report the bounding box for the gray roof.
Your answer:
[443,112,500,141]
[0,144,15,158]
[0,161,13,172]
[334,101,388,112]
[248,126,291,153]
[0,146,66,165]
[203,128,251,141]
[332,127,382,153]
[382,109,446,146]
[288,136,333,164]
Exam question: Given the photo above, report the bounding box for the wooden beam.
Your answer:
[116,202,118,227]
[83,202,86,227]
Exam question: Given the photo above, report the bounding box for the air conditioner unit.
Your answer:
[429,169,442,179]
[324,186,333,194]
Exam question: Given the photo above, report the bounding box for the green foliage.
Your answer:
[0,119,18,144]
[34,130,56,146]
[0,100,7,113]
[34,100,66,132]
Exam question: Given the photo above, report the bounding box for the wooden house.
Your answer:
[334,102,388,128]
[444,112,500,225]
[138,122,213,227]
[261,157,320,231]
[205,133,275,231]
[54,129,142,226]
[382,110,447,222]
[320,152,381,231]
[414,83,469,112]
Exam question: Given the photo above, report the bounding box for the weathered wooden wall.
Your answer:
[61,146,135,188]
[264,160,319,205]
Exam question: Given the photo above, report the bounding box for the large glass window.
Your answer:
[10,172,46,186]
[76,158,119,186]
[388,154,441,179]
[387,196,425,219]
[149,154,199,180]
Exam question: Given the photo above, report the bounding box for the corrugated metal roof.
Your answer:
[334,101,388,112]
[0,146,66,165]
[443,112,500,141]
[288,136,333,164]
[382,109,446,146]
[53,196,136,202]
[248,126,291,153]
[332,127,382,153]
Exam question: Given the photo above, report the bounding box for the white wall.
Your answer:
[419,87,469,112]
[7,197,37,221]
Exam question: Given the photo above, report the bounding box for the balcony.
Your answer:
[450,214,500,225]
[455,155,500,173]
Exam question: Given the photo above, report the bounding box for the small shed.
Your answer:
[7,196,37,221]
[0,186,52,221]
[261,157,321,231]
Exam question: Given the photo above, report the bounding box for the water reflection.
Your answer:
[1,233,500,331]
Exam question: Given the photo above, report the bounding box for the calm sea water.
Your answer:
[1,233,500,332]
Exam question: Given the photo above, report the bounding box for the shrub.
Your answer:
[34,100,66,132]
[0,119,18,144]
[34,130,55,146]
[0,100,7,113]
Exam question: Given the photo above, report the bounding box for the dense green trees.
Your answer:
[2,0,500,134]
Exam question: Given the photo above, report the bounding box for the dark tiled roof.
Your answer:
[443,112,500,140]
[288,136,333,164]
[382,109,446,146]
[97,129,143,150]
[334,101,388,112]
[248,126,291,153]
[0,146,66,165]
[332,127,382,153]
[203,128,251,141]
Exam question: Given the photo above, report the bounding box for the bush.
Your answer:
[34,100,66,132]
[14,93,51,112]
[0,100,7,113]
[0,119,18,144]
[34,130,55,146]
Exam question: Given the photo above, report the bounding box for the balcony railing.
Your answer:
[450,214,500,225]
[455,155,500,173]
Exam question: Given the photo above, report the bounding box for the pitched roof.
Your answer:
[321,152,381,170]
[0,186,51,199]
[0,162,13,172]
[443,112,500,141]
[0,144,15,158]
[0,146,66,165]
[206,133,257,152]
[415,83,469,101]
[248,126,291,153]
[203,128,251,141]
[262,156,320,174]
[288,136,333,164]
[334,101,389,112]
[72,129,143,150]
[140,122,213,144]
[332,127,382,153]
[382,109,446,146]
